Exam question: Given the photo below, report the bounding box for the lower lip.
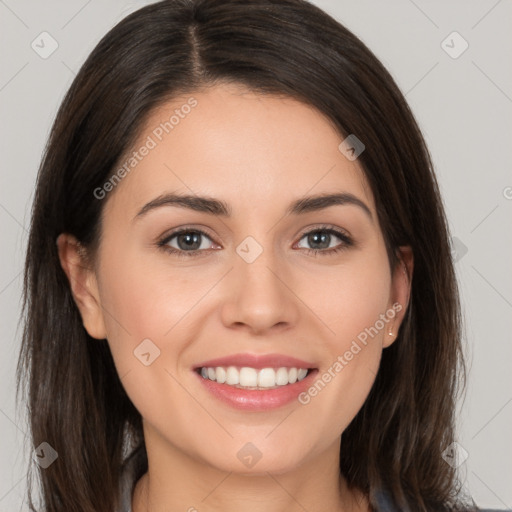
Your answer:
[194,369,318,411]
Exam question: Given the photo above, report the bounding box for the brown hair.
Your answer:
[17,0,476,511]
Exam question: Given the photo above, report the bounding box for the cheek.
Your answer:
[298,253,390,423]
[309,252,391,346]
[97,248,199,344]
[96,253,199,428]
[96,248,222,390]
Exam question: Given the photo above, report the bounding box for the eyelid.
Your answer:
[158,226,219,249]
[296,223,351,240]
[293,224,353,251]
[157,223,354,257]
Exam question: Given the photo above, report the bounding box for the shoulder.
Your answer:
[374,487,510,512]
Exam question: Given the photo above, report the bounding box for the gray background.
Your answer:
[1,0,511,510]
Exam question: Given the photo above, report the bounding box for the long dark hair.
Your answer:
[17,0,475,511]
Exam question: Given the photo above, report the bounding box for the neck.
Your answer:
[131,427,368,512]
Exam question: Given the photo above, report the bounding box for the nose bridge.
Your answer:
[220,233,299,332]
[235,233,284,300]
[238,238,280,288]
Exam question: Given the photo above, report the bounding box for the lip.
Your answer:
[193,353,318,411]
[194,368,318,411]
[193,352,316,371]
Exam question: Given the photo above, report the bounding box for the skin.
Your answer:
[58,83,413,512]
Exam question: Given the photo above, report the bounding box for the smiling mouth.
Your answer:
[195,366,313,390]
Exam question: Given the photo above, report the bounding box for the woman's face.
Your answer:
[61,83,412,475]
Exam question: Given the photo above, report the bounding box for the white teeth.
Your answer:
[275,367,289,386]
[215,366,226,384]
[199,366,310,389]
[257,368,276,388]
[239,367,258,387]
[226,366,239,385]
[297,368,308,380]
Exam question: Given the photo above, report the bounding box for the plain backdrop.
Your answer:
[0,0,511,510]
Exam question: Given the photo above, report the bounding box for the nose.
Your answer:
[219,241,301,335]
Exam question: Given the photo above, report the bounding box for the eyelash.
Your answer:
[157,225,354,259]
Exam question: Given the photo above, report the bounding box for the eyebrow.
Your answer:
[134,192,373,222]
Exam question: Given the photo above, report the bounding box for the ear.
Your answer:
[383,245,413,348]
[56,233,107,340]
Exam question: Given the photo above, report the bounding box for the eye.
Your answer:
[295,226,354,256]
[157,225,354,258]
[158,228,218,258]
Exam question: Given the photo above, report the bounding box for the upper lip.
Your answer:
[193,353,317,370]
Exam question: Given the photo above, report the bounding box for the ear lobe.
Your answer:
[56,233,107,340]
[383,245,413,348]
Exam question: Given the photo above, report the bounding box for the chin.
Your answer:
[200,442,311,476]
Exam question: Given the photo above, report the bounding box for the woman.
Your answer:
[17,1,498,511]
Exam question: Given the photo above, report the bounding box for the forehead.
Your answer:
[104,83,375,219]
